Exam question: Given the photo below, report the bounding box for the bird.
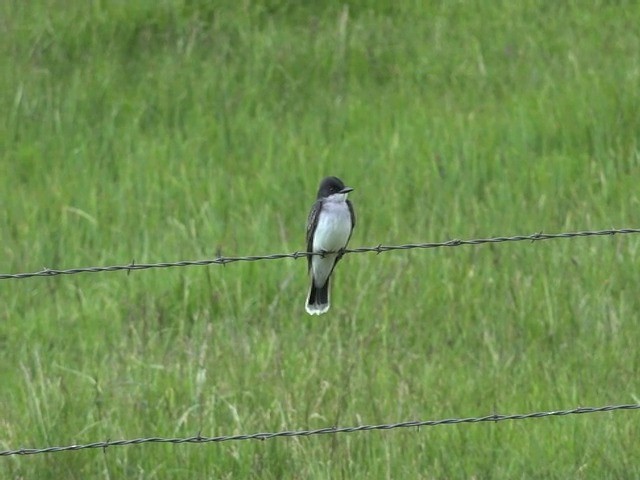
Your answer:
[305,176,356,315]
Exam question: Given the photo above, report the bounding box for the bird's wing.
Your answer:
[347,199,356,230]
[345,199,356,246]
[306,200,322,271]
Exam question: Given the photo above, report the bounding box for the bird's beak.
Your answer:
[340,187,354,194]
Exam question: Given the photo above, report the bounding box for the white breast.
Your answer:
[312,199,352,252]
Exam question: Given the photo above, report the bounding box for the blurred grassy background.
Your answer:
[2,0,640,478]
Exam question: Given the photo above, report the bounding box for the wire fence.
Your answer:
[2,403,638,457]
[3,227,639,458]
[1,227,639,280]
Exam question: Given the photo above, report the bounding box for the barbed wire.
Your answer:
[1,403,637,457]
[1,227,639,281]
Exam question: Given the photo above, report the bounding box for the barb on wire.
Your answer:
[1,403,637,456]
[1,227,639,280]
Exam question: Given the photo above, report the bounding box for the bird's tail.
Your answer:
[305,278,330,315]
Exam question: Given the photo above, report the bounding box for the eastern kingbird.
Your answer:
[305,176,356,315]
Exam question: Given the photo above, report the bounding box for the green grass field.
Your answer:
[2,1,640,477]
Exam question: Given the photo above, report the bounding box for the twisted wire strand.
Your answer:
[1,228,638,280]
[1,403,637,456]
